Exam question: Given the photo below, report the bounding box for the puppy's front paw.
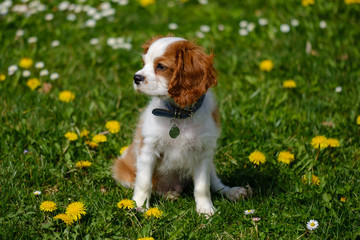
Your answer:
[196,202,216,217]
[223,186,248,201]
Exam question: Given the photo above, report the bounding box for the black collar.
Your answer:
[152,95,205,119]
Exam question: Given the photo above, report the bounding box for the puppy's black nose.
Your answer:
[133,74,145,85]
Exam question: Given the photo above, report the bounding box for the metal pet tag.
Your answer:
[169,124,180,139]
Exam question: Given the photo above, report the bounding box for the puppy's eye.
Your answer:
[156,63,166,71]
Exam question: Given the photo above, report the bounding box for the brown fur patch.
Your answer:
[112,144,137,188]
[212,106,221,127]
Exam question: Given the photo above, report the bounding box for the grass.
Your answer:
[1,0,360,239]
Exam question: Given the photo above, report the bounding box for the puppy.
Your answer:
[112,36,249,216]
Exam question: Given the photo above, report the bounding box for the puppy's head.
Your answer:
[133,36,217,107]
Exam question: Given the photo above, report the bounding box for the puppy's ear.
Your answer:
[168,41,217,108]
[141,36,164,54]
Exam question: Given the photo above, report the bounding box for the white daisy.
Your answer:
[335,86,342,93]
[58,1,70,11]
[247,22,256,32]
[28,36,38,44]
[306,219,319,231]
[118,0,129,6]
[107,37,116,46]
[90,38,99,45]
[218,24,225,31]
[45,13,54,21]
[34,191,41,196]
[93,13,102,20]
[85,19,96,28]
[198,0,208,5]
[8,65,18,74]
[244,209,255,215]
[40,69,49,76]
[100,2,111,10]
[168,23,178,30]
[200,25,210,33]
[86,7,97,16]
[16,29,25,37]
[50,72,59,80]
[258,18,268,26]
[51,40,60,47]
[280,24,290,33]
[239,28,248,36]
[319,20,327,29]
[239,20,248,28]
[67,14,76,21]
[291,19,299,27]
[22,70,31,77]
[252,217,261,222]
[35,62,44,69]
[195,31,205,39]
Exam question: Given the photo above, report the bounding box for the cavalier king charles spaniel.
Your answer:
[112,36,250,216]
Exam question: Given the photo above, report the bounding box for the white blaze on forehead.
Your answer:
[144,37,185,62]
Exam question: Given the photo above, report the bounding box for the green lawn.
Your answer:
[1,0,360,239]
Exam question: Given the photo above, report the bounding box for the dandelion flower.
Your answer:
[356,115,360,125]
[302,0,315,7]
[345,0,360,4]
[86,141,98,148]
[283,80,296,88]
[259,59,274,72]
[80,129,89,137]
[340,196,346,202]
[306,219,319,231]
[66,202,86,221]
[311,136,328,149]
[278,151,295,164]
[138,238,154,240]
[76,161,92,168]
[26,78,41,90]
[117,199,135,209]
[105,120,121,134]
[65,132,78,141]
[40,201,57,212]
[138,0,155,7]
[92,134,107,143]
[144,207,163,219]
[249,151,266,165]
[0,74,6,82]
[311,175,320,185]
[54,213,75,225]
[34,191,41,196]
[59,90,75,103]
[120,146,129,155]
[244,209,255,215]
[19,58,33,68]
[326,138,340,148]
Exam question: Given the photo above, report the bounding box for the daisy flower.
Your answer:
[92,134,107,143]
[22,70,31,77]
[28,36,38,44]
[311,136,328,149]
[34,191,41,196]
[144,207,163,219]
[19,58,33,68]
[120,146,129,155]
[244,209,255,215]
[59,90,75,103]
[239,29,248,36]
[65,132,78,141]
[258,18,268,26]
[291,19,299,27]
[302,0,315,7]
[319,20,327,29]
[54,213,75,225]
[306,219,319,231]
[90,38,99,45]
[168,23,178,30]
[26,78,41,90]
[8,65,18,75]
[335,86,342,93]
[40,69,49,76]
[326,138,340,147]
[0,73,6,82]
[105,120,121,133]
[66,202,86,221]
[280,24,290,33]
[138,0,156,7]
[117,199,135,209]
[40,201,57,212]
[50,72,59,80]
[35,61,44,69]
[200,25,210,33]
[283,80,296,88]
[66,13,76,21]
[80,129,89,137]
[76,161,92,168]
[277,151,295,164]
[252,217,261,222]
[249,151,266,165]
[51,40,60,47]
[45,13,54,21]
[259,59,274,72]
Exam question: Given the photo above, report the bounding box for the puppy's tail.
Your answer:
[112,146,136,188]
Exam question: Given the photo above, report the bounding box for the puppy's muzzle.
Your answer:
[133,74,145,85]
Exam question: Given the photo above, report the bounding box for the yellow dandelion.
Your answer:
[117,199,135,209]
[64,132,78,141]
[311,136,328,149]
[65,202,86,221]
[80,129,89,137]
[105,120,121,134]
[76,161,92,168]
[283,80,296,88]
[138,0,155,7]
[259,59,274,72]
[278,151,295,164]
[26,78,41,90]
[0,73,6,82]
[144,207,163,219]
[92,134,107,143]
[54,213,75,225]
[302,0,315,7]
[326,138,340,148]
[138,238,155,240]
[249,151,266,165]
[344,0,360,4]
[356,115,360,125]
[40,201,57,212]
[340,196,347,202]
[311,175,320,185]
[120,146,129,155]
[19,57,33,68]
[86,140,98,148]
[59,90,75,103]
